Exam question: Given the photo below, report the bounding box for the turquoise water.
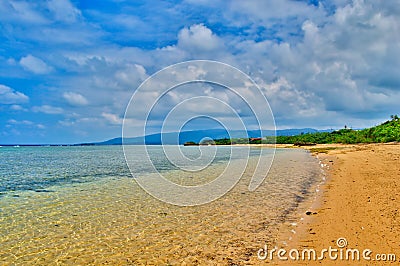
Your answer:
[0,146,129,195]
[0,145,266,196]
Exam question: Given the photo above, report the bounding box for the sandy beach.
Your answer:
[2,144,399,264]
[277,143,400,265]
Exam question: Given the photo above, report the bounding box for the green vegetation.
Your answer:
[183,141,198,146]
[276,115,400,144]
[184,116,400,146]
[213,138,232,145]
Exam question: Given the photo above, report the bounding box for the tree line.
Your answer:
[276,115,400,144]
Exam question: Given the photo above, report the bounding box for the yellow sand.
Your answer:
[278,143,400,265]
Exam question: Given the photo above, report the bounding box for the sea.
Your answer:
[0,145,323,265]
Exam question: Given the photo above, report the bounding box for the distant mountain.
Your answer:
[96,129,261,145]
[92,128,330,145]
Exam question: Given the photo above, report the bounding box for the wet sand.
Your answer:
[280,143,400,265]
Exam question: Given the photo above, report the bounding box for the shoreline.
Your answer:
[0,147,321,265]
[2,143,399,264]
[275,143,400,264]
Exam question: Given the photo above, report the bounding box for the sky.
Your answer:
[0,0,399,144]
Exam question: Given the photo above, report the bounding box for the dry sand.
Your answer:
[276,143,400,265]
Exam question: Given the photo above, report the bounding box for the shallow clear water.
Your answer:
[0,146,323,265]
[0,146,265,195]
[0,146,129,194]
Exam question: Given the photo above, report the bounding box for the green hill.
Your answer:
[276,115,400,144]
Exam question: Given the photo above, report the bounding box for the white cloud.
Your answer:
[114,64,148,87]
[63,92,89,106]
[47,0,81,23]
[6,119,46,130]
[177,24,223,52]
[20,55,52,74]
[112,14,146,29]
[49,1,400,130]
[0,0,49,24]
[227,0,320,21]
[224,0,400,126]
[7,119,33,125]
[10,104,26,111]
[0,84,29,104]
[101,112,123,125]
[32,105,63,114]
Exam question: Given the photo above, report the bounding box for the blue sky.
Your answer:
[1,0,399,144]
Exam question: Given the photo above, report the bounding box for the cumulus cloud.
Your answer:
[19,55,52,74]
[42,1,400,128]
[114,64,148,87]
[32,105,63,114]
[177,24,223,52]
[223,0,400,126]
[0,85,29,104]
[297,1,400,115]
[63,92,89,106]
